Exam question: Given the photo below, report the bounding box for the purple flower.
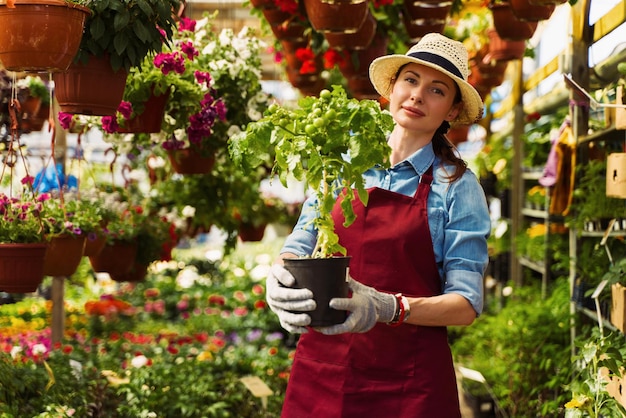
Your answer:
[58,112,74,130]
[101,116,119,134]
[117,101,133,119]
[180,41,198,61]
[179,17,196,32]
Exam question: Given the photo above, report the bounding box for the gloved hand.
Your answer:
[317,278,396,335]
[266,263,316,333]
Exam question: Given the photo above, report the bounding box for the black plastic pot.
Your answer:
[283,256,350,326]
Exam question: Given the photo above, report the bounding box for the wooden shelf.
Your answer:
[578,125,626,146]
[519,256,546,275]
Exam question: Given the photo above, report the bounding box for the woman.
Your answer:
[266,33,491,417]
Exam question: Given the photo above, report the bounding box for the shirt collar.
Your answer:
[402,142,436,177]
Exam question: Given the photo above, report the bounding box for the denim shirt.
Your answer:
[281,142,491,315]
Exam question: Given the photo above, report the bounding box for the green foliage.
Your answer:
[565,327,626,418]
[230,85,393,257]
[451,278,573,417]
[76,0,181,72]
[569,159,626,231]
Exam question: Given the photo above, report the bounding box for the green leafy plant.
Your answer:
[230,85,393,257]
[451,278,573,417]
[75,0,181,72]
[569,159,626,232]
[565,327,626,418]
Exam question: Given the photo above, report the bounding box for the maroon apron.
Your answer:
[281,166,461,418]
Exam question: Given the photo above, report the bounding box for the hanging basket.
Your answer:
[53,55,128,116]
[324,10,376,50]
[43,235,86,277]
[0,243,48,293]
[89,240,137,277]
[238,223,267,242]
[509,0,555,21]
[0,0,90,72]
[490,3,538,41]
[402,1,450,40]
[109,262,148,283]
[118,87,171,134]
[302,0,369,34]
[483,29,526,63]
[83,232,107,258]
[167,148,216,175]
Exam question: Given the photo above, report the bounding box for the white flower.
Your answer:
[182,205,196,218]
[176,267,200,288]
[131,355,149,368]
[10,346,22,358]
[32,343,48,356]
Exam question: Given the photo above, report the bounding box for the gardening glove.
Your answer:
[266,263,316,334]
[317,278,396,335]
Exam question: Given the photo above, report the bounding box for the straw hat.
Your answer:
[369,33,483,126]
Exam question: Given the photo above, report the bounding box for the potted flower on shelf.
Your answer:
[53,0,182,116]
[229,85,393,323]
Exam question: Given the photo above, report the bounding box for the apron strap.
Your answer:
[414,164,434,201]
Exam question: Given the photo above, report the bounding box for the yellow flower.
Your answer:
[197,351,213,362]
[564,394,589,409]
[527,224,547,238]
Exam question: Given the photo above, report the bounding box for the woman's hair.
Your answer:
[391,64,467,182]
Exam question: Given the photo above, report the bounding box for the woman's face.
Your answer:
[389,63,462,134]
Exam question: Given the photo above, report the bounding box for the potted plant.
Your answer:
[53,0,181,115]
[87,188,147,277]
[0,189,49,293]
[38,189,105,277]
[230,85,393,323]
[17,75,51,132]
[0,0,91,72]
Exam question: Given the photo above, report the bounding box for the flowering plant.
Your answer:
[39,189,104,240]
[0,191,47,244]
[99,12,269,157]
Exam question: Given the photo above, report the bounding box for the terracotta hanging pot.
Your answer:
[0,0,90,72]
[263,8,308,41]
[118,87,171,134]
[402,1,450,40]
[347,75,379,100]
[83,232,107,258]
[109,262,148,282]
[89,240,138,277]
[22,102,50,133]
[53,55,128,116]
[167,148,216,175]
[43,235,86,277]
[529,0,566,4]
[483,29,526,63]
[238,223,267,242]
[490,3,538,41]
[324,10,377,51]
[509,0,555,21]
[337,34,389,79]
[0,243,48,293]
[302,0,369,34]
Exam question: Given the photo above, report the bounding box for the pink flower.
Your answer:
[58,112,74,130]
[117,101,133,119]
[180,41,198,60]
[179,17,196,32]
[101,116,119,134]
